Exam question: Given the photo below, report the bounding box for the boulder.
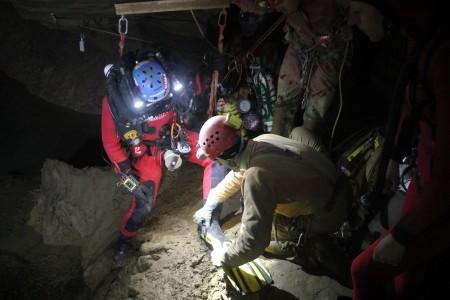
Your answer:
[28,159,129,288]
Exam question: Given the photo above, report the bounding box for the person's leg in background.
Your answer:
[302,54,340,144]
[272,44,302,137]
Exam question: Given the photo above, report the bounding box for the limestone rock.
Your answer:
[28,159,129,287]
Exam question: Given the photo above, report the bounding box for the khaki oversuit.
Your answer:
[209,128,350,266]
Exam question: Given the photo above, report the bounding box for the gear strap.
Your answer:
[208,9,227,117]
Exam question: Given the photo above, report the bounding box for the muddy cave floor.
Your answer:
[0,166,352,300]
[95,167,352,300]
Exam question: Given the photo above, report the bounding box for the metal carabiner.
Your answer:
[245,52,255,64]
[118,15,128,35]
[217,8,227,31]
[170,122,181,140]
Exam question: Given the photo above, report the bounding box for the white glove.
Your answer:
[210,240,231,267]
[193,196,220,227]
[211,247,227,267]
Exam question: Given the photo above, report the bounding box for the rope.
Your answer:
[246,13,286,59]
[189,10,222,53]
[79,25,153,44]
[207,8,227,117]
[190,10,206,40]
[221,13,286,91]
[329,40,350,150]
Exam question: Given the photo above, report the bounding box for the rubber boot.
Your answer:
[264,240,296,258]
[113,235,132,267]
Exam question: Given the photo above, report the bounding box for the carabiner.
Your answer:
[245,52,255,64]
[217,9,227,32]
[170,122,181,140]
[118,15,128,35]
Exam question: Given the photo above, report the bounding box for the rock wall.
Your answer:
[28,159,129,288]
[10,0,116,29]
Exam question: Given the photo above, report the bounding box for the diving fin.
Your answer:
[198,208,273,295]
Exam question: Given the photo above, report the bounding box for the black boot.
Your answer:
[113,235,132,267]
[295,234,353,288]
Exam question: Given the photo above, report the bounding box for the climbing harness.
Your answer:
[215,12,285,133]
[118,15,128,57]
[223,13,286,90]
[170,111,191,154]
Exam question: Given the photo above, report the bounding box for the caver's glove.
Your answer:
[211,243,229,267]
[210,239,231,267]
[117,160,136,176]
[193,195,220,228]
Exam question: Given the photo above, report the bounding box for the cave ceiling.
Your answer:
[10,0,220,46]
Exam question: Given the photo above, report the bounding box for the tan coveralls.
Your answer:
[209,128,350,266]
[272,0,351,139]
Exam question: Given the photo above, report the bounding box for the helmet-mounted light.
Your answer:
[173,78,183,92]
[133,98,145,109]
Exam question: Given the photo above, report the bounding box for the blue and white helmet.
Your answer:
[132,59,170,103]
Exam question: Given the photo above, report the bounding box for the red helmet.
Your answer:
[197,115,240,160]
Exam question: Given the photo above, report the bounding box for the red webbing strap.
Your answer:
[208,8,227,118]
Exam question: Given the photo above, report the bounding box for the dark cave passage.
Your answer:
[0,71,107,176]
[0,72,100,300]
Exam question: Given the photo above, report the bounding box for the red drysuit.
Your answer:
[101,97,214,237]
[350,32,450,300]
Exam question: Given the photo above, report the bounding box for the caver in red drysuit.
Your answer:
[350,5,450,299]
[102,97,216,237]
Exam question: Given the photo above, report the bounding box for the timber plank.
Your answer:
[115,0,229,15]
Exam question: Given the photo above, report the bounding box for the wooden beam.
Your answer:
[115,0,229,15]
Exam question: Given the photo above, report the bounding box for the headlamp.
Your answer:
[133,98,145,109]
[173,79,183,92]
